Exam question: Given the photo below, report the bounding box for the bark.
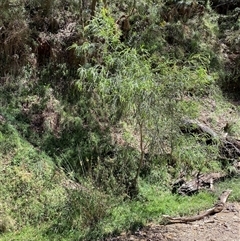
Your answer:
[180,118,240,160]
[180,118,218,144]
[176,119,240,195]
[220,136,240,159]
[172,172,227,195]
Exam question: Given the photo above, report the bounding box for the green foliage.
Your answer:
[215,177,240,202]
[226,120,240,137]
[0,1,29,75]
[51,183,112,238]
[0,122,66,232]
[24,0,56,16]
[173,135,220,175]
[0,0,25,22]
[143,162,172,187]
[94,182,216,238]
[0,212,15,234]
[69,8,219,197]
[0,0,239,240]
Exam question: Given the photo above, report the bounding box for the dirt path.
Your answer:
[106,203,240,241]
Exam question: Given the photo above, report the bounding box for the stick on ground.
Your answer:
[163,190,232,224]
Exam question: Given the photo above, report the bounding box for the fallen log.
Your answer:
[174,119,240,195]
[172,172,227,195]
[163,189,232,224]
[180,119,240,169]
[181,119,240,159]
[180,119,219,144]
[220,136,240,159]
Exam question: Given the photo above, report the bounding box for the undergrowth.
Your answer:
[1,0,240,240]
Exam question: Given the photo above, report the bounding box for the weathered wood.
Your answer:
[91,0,107,17]
[180,119,219,144]
[177,119,240,195]
[219,189,232,203]
[163,190,232,224]
[181,118,240,161]
[172,172,227,195]
[220,136,240,159]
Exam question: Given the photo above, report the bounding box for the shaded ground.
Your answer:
[106,203,240,241]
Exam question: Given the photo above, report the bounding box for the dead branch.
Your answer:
[173,172,227,195]
[181,119,240,159]
[180,118,218,142]
[163,190,232,224]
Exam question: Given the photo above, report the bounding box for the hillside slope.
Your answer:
[0,0,240,240]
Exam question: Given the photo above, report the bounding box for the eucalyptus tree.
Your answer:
[72,3,216,196]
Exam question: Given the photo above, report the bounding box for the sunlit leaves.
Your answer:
[72,7,220,189]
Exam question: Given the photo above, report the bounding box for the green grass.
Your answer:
[1,87,239,241]
[1,120,237,241]
[93,177,240,239]
[0,226,49,241]
[1,118,238,241]
[0,176,219,241]
[0,122,70,240]
[93,181,216,239]
[0,225,82,241]
[214,177,240,202]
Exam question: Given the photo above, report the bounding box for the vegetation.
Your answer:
[0,0,240,240]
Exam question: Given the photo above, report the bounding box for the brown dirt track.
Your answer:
[105,203,240,241]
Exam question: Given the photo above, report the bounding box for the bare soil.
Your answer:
[106,203,240,241]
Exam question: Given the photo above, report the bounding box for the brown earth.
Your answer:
[106,203,240,241]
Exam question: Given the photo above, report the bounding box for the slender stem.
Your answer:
[91,0,97,17]
[134,122,144,185]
